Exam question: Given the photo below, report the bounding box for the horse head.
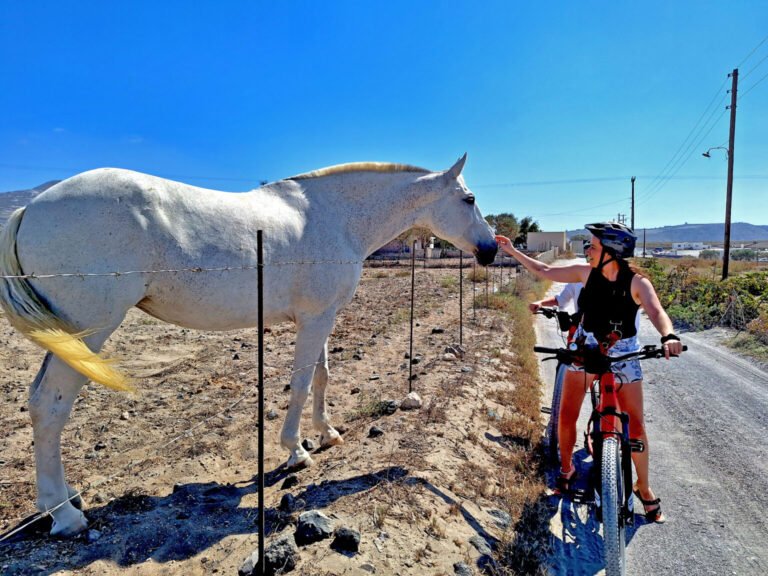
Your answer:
[418,154,498,266]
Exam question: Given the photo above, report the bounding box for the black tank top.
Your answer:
[577,264,639,341]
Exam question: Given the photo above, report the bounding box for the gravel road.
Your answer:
[536,281,768,576]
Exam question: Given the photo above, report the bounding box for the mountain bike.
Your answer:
[534,306,578,464]
[533,343,685,576]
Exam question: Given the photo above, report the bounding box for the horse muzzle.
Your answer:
[474,242,498,266]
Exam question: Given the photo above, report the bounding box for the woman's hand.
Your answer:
[529,301,543,313]
[495,235,514,255]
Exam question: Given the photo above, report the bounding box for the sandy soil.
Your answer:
[0,266,538,576]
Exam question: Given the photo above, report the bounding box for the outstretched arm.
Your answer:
[496,235,589,284]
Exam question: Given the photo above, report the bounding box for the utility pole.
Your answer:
[722,68,738,280]
[631,176,636,230]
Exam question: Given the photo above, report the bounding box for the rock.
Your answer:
[301,438,316,451]
[368,426,384,438]
[454,562,473,576]
[442,353,457,361]
[350,387,361,394]
[368,375,380,381]
[92,492,108,504]
[404,352,410,359]
[399,392,422,411]
[232,353,240,360]
[330,346,344,354]
[281,475,299,490]
[382,400,398,415]
[331,526,361,553]
[469,535,494,556]
[431,327,445,334]
[120,411,130,420]
[445,344,466,359]
[352,353,363,361]
[295,510,334,545]
[461,366,473,373]
[360,562,376,573]
[283,384,291,392]
[94,441,107,451]
[266,409,279,420]
[239,533,300,576]
[410,355,422,365]
[86,529,102,542]
[488,508,511,530]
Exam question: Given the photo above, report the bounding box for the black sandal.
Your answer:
[633,487,666,523]
[555,468,577,494]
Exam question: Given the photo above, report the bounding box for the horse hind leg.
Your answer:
[29,322,123,537]
[280,312,337,469]
[29,353,90,536]
[311,342,343,448]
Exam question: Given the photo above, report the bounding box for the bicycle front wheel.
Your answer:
[601,436,626,576]
[546,363,566,464]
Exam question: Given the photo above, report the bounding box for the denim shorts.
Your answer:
[566,328,644,384]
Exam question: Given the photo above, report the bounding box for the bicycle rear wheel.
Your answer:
[546,363,566,464]
[601,436,626,576]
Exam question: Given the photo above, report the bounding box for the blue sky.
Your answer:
[1,1,767,230]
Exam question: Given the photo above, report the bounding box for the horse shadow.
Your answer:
[0,466,409,575]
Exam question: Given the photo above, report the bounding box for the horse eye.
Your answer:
[463,196,475,205]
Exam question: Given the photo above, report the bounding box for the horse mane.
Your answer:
[288,162,430,180]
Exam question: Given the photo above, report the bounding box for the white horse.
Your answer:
[0,154,497,536]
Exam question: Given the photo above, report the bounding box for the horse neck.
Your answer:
[305,172,434,256]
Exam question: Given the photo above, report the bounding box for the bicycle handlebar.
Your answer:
[534,344,688,365]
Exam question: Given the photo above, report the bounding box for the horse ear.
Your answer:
[445,153,467,180]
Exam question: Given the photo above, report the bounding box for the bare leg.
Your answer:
[617,380,661,514]
[311,341,343,447]
[557,370,589,473]
[281,312,337,469]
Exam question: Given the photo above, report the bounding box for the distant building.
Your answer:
[527,231,567,252]
[672,242,709,250]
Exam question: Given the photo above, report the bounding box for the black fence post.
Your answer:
[256,230,265,575]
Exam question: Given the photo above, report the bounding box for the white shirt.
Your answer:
[555,282,583,315]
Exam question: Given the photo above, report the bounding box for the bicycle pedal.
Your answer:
[630,439,645,453]
[541,406,552,414]
[571,489,593,504]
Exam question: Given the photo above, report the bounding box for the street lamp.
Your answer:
[702,146,729,159]
[702,144,734,279]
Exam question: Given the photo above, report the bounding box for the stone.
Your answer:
[295,510,334,545]
[368,426,384,438]
[266,409,279,420]
[301,438,316,451]
[431,327,445,334]
[239,533,300,576]
[350,387,361,394]
[382,400,398,415]
[469,535,494,556]
[86,529,102,542]
[330,526,361,553]
[399,392,422,411]
[461,366,473,373]
[360,562,376,573]
[454,562,473,576]
[281,475,299,490]
[488,508,511,530]
[442,353,457,361]
[120,411,130,420]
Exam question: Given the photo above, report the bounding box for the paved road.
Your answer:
[536,282,768,576]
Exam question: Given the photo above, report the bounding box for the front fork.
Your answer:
[588,410,637,526]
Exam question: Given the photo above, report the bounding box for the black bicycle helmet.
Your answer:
[585,222,637,258]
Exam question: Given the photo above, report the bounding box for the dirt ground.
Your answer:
[0,266,547,575]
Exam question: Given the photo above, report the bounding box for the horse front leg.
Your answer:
[29,354,89,536]
[312,341,344,448]
[281,312,336,469]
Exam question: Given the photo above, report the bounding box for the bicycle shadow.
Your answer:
[546,447,653,575]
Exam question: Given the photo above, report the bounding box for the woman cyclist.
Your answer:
[497,222,683,523]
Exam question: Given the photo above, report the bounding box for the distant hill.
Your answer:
[568,222,768,243]
[0,181,61,221]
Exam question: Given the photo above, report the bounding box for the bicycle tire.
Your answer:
[546,363,566,464]
[601,436,626,576]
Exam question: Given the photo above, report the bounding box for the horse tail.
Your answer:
[0,208,133,392]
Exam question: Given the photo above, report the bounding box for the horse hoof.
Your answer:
[286,454,314,470]
[67,485,83,510]
[320,433,344,448]
[50,508,88,537]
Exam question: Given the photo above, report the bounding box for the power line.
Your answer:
[736,34,768,69]
[739,69,768,100]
